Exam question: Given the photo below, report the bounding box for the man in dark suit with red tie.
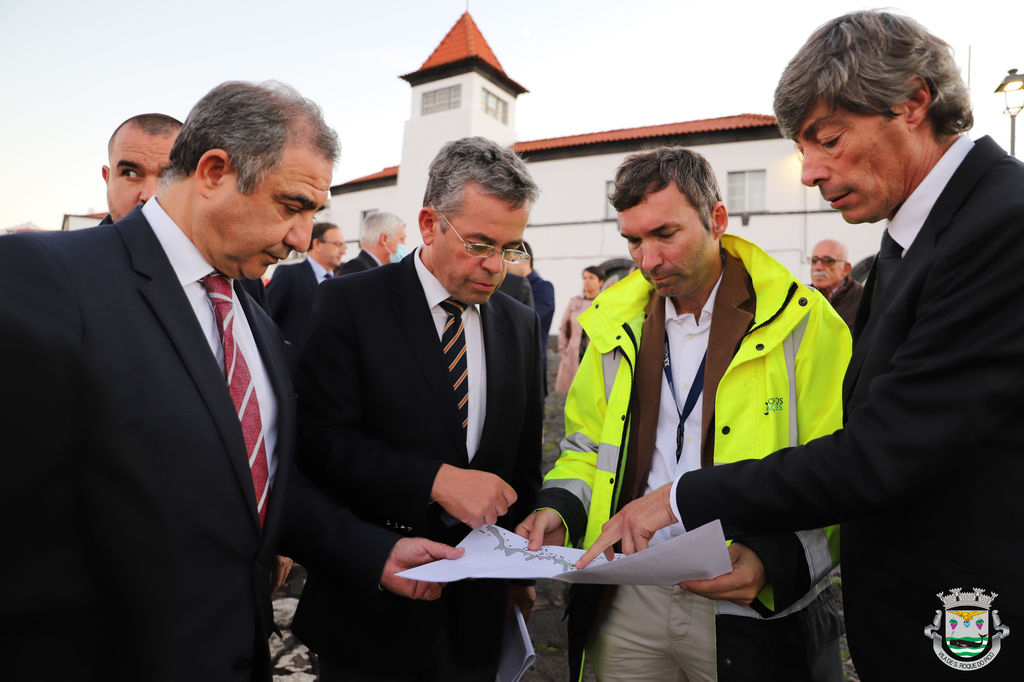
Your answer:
[267,221,346,346]
[580,11,1024,681]
[0,80,459,682]
[293,136,544,680]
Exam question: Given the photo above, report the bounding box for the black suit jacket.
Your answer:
[266,259,319,346]
[292,252,543,677]
[1,308,173,681]
[0,208,397,682]
[673,137,1024,680]
[337,248,380,276]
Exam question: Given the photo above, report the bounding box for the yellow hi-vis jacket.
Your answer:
[539,234,850,618]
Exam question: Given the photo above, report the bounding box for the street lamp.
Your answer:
[994,68,1024,156]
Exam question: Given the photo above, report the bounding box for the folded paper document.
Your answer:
[397,520,731,585]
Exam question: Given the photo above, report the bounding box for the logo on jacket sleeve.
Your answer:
[924,587,1010,669]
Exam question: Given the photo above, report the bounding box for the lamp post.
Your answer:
[994,69,1024,156]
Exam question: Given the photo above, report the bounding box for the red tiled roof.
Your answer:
[420,12,504,75]
[513,114,777,152]
[401,12,527,94]
[339,165,398,186]
[333,115,778,188]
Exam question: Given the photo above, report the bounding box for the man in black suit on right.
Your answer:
[580,11,1024,680]
[293,136,544,680]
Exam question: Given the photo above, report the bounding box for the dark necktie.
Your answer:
[201,274,270,528]
[871,230,903,309]
[440,297,469,430]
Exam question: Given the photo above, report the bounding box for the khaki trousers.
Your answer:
[590,584,717,682]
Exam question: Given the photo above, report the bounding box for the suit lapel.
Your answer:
[842,137,1006,408]
[475,299,511,468]
[302,259,319,294]
[118,216,262,533]
[390,257,469,463]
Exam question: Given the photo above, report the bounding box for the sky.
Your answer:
[1,0,1021,230]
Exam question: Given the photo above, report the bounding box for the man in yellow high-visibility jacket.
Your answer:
[517,147,851,682]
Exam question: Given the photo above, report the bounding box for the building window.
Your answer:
[727,170,766,213]
[482,88,508,123]
[422,85,461,115]
[605,180,616,219]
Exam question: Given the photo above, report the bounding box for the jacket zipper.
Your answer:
[609,322,638,516]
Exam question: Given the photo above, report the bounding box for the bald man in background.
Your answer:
[100,113,182,225]
[809,238,862,328]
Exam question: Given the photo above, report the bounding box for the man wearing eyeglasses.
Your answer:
[292,136,544,680]
[809,239,863,328]
[267,221,347,346]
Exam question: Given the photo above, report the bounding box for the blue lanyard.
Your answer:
[663,331,706,462]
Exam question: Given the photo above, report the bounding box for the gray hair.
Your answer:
[165,80,340,194]
[610,147,721,232]
[422,137,538,216]
[774,10,972,140]
[360,211,405,248]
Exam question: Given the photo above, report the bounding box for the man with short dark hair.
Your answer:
[809,238,862,327]
[518,147,850,681]
[0,80,458,682]
[101,113,182,224]
[267,221,346,345]
[293,136,544,680]
[337,210,407,275]
[581,11,1024,680]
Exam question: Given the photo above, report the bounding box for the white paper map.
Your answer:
[397,519,732,585]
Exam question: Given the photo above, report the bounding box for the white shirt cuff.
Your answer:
[670,474,686,533]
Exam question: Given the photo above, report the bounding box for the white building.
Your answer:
[325,12,884,325]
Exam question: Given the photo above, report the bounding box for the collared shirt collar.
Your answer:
[307,256,330,282]
[665,269,724,328]
[142,196,217,283]
[413,246,480,314]
[887,135,974,252]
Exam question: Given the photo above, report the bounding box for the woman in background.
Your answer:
[555,265,605,393]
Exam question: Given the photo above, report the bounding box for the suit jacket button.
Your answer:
[255,560,263,572]
[233,656,252,672]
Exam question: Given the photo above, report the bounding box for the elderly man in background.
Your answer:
[809,238,862,327]
[337,210,407,275]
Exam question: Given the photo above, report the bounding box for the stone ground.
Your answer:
[270,349,860,681]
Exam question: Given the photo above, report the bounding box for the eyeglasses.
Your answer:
[436,211,530,264]
[809,256,845,265]
[320,240,346,248]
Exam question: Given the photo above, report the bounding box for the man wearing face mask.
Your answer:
[337,210,407,275]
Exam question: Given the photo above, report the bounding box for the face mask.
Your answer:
[389,243,409,263]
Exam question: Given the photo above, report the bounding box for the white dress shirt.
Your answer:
[142,197,279,487]
[887,135,974,252]
[648,273,722,547]
[414,247,487,460]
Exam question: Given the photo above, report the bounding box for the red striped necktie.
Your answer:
[201,274,270,528]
